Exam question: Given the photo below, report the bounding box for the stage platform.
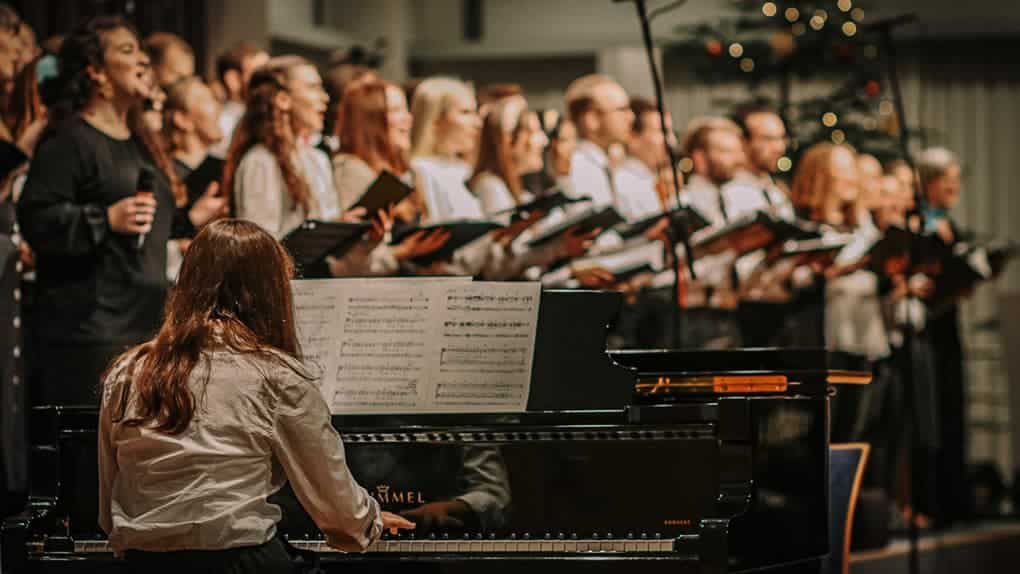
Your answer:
[850,521,1020,574]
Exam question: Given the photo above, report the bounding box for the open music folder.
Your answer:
[348,169,414,215]
[690,211,819,259]
[389,219,504,265]
[281,220,372,268]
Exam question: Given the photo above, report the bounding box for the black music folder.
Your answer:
[774,237,851,261]
[390,219,504,265]
[614,206,711,240]
[493,190,589,222]
[691,211,818,258]
[281,220,372,267]
[927,239,1016,315]
[525,206,625,248]
[349,170,414,214]
[184,155,225,203]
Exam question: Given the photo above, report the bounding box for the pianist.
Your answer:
[97,219,413,572]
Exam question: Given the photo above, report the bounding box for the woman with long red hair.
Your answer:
[99,219,412,572]
[332,77,449,272]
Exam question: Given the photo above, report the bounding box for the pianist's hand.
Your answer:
[399,500,472,531]
[381,511,416,535]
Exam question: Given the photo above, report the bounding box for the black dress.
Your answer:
[16,117,175,406]
[1,139,29,508]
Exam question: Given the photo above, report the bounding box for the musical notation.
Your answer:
[293,278,541,414]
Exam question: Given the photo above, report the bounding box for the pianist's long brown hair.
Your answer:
[107,219,310,434]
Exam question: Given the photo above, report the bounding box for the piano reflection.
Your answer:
[2,290,869,574]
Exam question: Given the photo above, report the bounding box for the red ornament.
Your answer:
[865,80,881,98]
[705,39,723,57]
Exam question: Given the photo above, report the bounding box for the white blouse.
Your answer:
[233,143,340,239]
[99,349,382,553]
[412,155,484,222]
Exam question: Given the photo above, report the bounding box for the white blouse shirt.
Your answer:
[233,143,340,239]
[99,348,382,553]
[412,155,484,222]
[613,157,663,223]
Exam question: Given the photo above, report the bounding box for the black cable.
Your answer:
[629,0,698,349]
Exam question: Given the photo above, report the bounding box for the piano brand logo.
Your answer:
[371,484,426,505]
[663,519,693,527]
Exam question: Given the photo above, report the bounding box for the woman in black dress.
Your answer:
[17,16,183,406]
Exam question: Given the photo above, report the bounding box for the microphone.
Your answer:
[135,167,155,249]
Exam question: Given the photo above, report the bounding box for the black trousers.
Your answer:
[928,307,970,526]
[125,537,295,574]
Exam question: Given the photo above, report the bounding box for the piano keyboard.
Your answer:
[71,538,676,554]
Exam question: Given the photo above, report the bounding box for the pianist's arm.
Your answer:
[270,374,384,552]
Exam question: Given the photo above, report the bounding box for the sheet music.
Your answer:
[293,277,468,402]
[428,282,541,411]
[292,278,540,414]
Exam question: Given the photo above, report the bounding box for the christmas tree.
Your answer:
[670,0,926,170]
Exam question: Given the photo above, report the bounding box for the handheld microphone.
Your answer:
[135,167,155,249]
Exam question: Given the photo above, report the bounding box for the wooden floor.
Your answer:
[850,521,1020,574]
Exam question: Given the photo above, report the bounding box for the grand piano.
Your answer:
[2,290,867,573]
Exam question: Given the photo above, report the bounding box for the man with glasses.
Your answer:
[732,104,795,218]
[562,74,634,210]
[730,106,800,347]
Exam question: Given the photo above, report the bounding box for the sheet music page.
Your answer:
[291,278,540,414]
[292,278,469,406]
[425,282,541,412]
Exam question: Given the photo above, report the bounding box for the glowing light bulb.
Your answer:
[740,58,756,72]
[838,0,853,13]
[762,2,778,17]
[729,43,744,58]
[679,158,694,173]
[810,15,825,30]
[851,7,865,21]
[785,7,800,22]
[777,157,793,172]
[822,112,838,127]
[831,129,846,144]
[842,21,858,37]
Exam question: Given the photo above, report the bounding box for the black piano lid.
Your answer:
[609,347,871,393]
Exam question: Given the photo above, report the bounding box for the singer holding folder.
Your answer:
[17,16,180,406]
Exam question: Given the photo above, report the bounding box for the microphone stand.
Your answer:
[627,0,698,349]
[874,15,926,574]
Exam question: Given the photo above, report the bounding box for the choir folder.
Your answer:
[349,170,414,215]
[614,206,711,240]
[281,219,372,267]
[525,206,625,248]
[690,211,819,258]
[390,219,504,265]
[493,190,589,222]
[183,155,225,203]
